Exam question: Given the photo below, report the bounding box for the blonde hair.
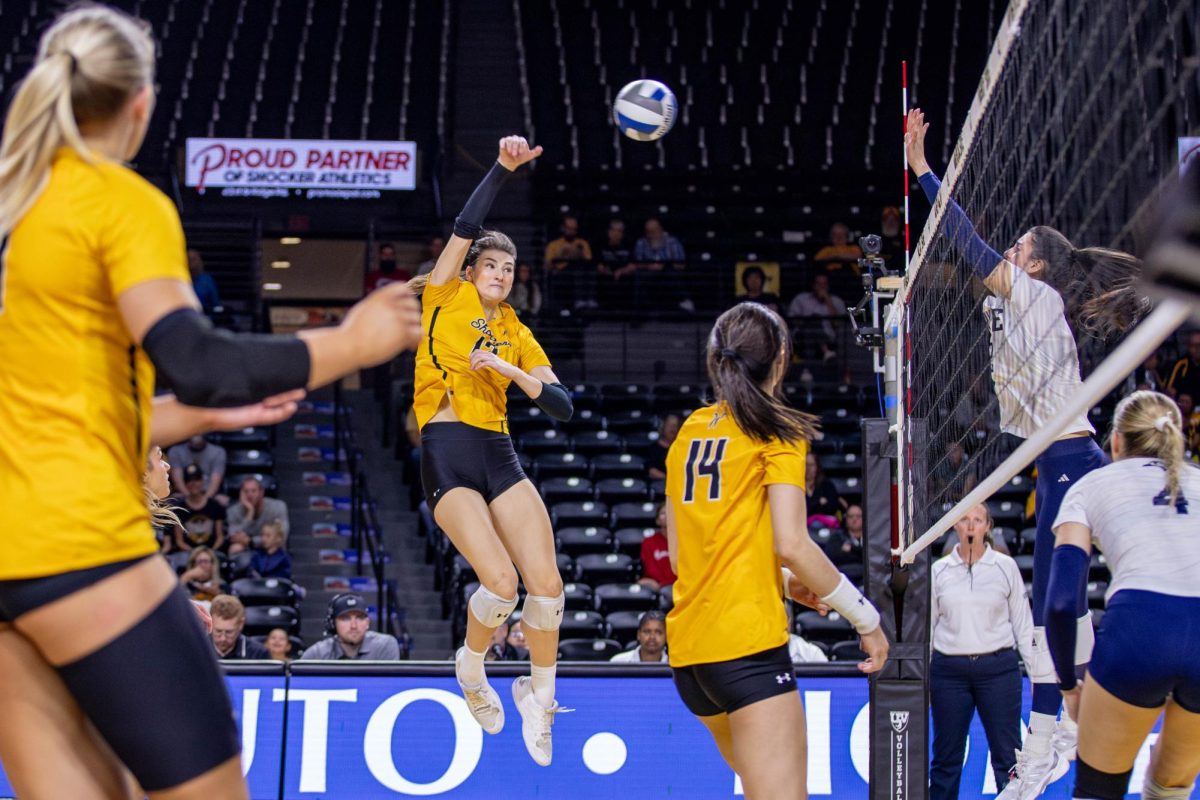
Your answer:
[209,594,245,622]
[144,448,181,530]
[0,5,154,238]
[260,519,286,544]
[1113,390,1186,506]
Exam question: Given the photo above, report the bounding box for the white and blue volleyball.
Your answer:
[612,79,677,141]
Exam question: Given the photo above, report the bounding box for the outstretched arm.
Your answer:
[430,135,543,287]
[906,109,1011,296]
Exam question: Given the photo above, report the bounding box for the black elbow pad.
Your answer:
[142,308,310,407]
[533,381,573,421]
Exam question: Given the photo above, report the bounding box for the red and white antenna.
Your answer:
[902,60,910,271]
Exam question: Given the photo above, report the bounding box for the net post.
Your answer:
[863,418,930,800]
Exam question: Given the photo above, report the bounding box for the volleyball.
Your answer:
[612,79,677,142]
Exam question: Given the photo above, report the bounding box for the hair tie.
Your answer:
[1154,414,1172,432]
[62,51,78,75]
[719,348,740,361]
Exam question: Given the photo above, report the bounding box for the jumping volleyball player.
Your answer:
[666,303,888,799]
[1045,391,1200,800]
[408,136,575,766]
[906,108,1147,798]
[0,7,422,797]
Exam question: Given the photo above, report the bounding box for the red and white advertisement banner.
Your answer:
[184,138,417,198]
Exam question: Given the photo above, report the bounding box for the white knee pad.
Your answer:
[1029,626,1060,685]
[1143,778,1196,799]
[520,592,565,631]
[1075,611,1094,665]
[468,585,518,628]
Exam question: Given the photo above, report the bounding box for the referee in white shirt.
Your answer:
[930,504,1036,800]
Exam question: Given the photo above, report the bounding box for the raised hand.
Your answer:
[339,282,423,368]
[497,135,544,172]
[470,348,520,379]
[905,108,931,176]
[205,389,306,432]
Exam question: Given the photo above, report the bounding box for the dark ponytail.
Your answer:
[1028,226,1149,339]
[706,303,820,444]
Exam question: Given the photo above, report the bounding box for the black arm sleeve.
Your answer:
[453,161,511,240]
[533,382,573,421]
[142,308,311,407]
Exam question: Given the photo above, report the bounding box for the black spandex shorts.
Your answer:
[421,421,528,511]
[0,556,242,790]
[673,643,797,717]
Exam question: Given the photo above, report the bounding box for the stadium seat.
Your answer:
[576,553,637,585]
[613,526,657,557]
[605,409,658,435]
[1014,555,1035,582]
[166,551,191,574]
[652,383,706,414]
[231,577,297,607]
[224,550,255,581]
[830,641,868,662]
[993,474,1033,503]
[795,610,855,644]
[562,582,595,611]
[594,582,659,614]
[533,452,590,481]
[605,610,645,645]
[658,583,674,610]
[519,429,572,457]
[1087,581,1108,609]
[1018,527,1039,555]
[243,605,300,636]
[449,554,477,588]
[830,476,862,504]
[558,638,625,661]
[596,477,650,504]
[541,476,595,506]
[559,610,607,639]
[648,478,666,499]
[572,430,624,457]
[820,408,862,437]
[556,527,614,558]
[551,501,609,528]
[557,553,578,581]
[226,449,275,475]
[599,383,653,412]
[988,500,1025,530]
[810,527,838,549]
[610,501,658,530]
[590,453,646,480]
[559,408,605,434]
[211,427,271,448]
[507,406,553,437]
[1089,553,1111,583]
[823,451,860,480]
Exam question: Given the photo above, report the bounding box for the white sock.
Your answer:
[1026,712,1056,756]
[458,643,487,687]
[530,662,556,709]
[1058,714,1078,733]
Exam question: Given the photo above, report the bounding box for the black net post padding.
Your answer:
[863,418,931,800]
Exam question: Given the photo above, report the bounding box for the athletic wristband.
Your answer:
[820,574,880,634]
[532,381,573,421]
[453,161,511,240]
[143,307,310,407]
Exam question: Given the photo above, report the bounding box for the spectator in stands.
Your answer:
[787,273,847,364]
[188,248,221,314]
[813,221,863,282]
[364,242,411,293]
[226,476,290,553]
[880,206,904,266]
[415,234,446,276]
[634,216,693,312]
[171,464,226,552]
[805,453,846,527]
[209,595,269,660]
[180,546,227,603]
[596,218,635,308]
[788,627,830,664]
[1166,330,1200,401]
[737,266,780,312]
[645,412,682,480]
[301,593,401,660]
[508,262,542,317]
[826,504,865,584]
[485,621,512,661]
[404,406,424,508]
[505,620,530,661]
[1123,351,1166,395]
[609,610,668,663]
[929,504,1034,799]
[250,520,292,580]
[638,503,676,591]
[167,433,226,499]
[265,628,295,661]
[544,213,595,310]
[934,442,973,500]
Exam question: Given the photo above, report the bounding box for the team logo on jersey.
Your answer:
[708,410,727,429]
[890,710,910,733]
[774,672,793,685]
[469,318,511,356]
[1057,474,1071,483]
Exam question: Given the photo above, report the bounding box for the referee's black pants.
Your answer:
[930,648,1022,799]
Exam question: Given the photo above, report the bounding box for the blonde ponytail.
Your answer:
[0,6,154,238]
[1113,390,1186,506]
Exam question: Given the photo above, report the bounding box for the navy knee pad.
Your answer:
[1073,757,1132,800]
[56,587,240,791]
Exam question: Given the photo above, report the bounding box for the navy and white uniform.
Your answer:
[1053,458,1200,710]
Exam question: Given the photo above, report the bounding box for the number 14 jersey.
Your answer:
[1054,457,1200,602]
[665,403,809,667]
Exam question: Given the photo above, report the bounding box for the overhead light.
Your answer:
[270,260,291,269]
[264,282,283,291]
[280,237,301,245]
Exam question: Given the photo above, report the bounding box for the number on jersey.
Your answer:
[683,438,728,502]
[1152,487,1189,515]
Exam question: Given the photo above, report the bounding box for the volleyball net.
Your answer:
[894,0,1200,563]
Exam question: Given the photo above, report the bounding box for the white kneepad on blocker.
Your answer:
[1075,611,1095,664]
[520,592,566,631]
[1029,626,1060,685]
[468,585,518,628]
[1142,778,1196,799]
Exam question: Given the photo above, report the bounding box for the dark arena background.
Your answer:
[1,0,1198,798]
